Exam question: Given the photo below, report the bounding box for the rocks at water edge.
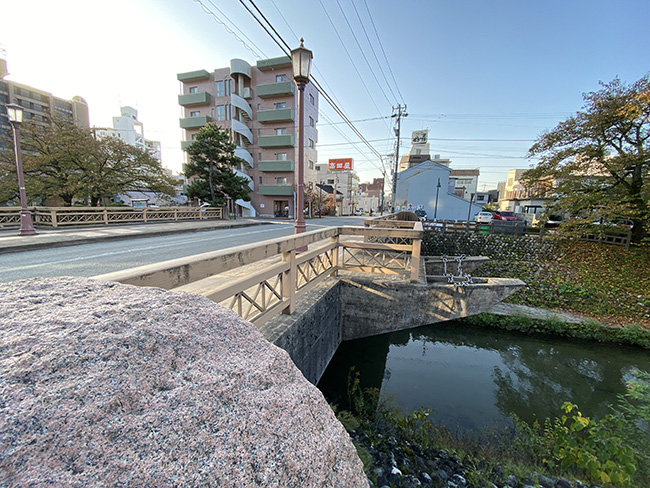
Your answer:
[0,277,367,487]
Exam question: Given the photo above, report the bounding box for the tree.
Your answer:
[183,123,251,208]
[0,118,177,206]
[523,75,650,243]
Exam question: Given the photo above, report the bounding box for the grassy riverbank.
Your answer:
[486,241,650,326]
[423,233,650,327]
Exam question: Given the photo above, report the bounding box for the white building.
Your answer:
[94,106,161,161]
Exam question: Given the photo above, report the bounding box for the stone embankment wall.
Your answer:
[0,277,367,487]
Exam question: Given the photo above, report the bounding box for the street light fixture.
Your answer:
[6,102,37,236]
[291,39,312,250]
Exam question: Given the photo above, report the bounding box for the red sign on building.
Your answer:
[328,158,353,171]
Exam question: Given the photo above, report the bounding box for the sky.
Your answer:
[2,0,649,190]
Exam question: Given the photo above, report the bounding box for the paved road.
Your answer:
[0,217,364,282]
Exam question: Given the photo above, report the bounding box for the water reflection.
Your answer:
[318,321,650,434]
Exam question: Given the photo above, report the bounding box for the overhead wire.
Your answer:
[349,0,399,104]
[362,0,405,103]
[192,0,266,58]
[238,0,386,164]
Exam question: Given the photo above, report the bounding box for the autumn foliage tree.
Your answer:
[0,118,177,206]
[523,75,650,243]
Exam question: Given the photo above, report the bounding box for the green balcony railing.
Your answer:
[258,135,295,148]
[259,185,294,196]
[178,92,211,106]
[258,160,295,172]
[179,116,212,129]
[256,56,292,71]
[257,108,294,123]
[257,82,295,99]
[177,70,211,82]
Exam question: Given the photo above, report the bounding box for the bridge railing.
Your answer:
[93,223,423,326]
[0,206,224,228]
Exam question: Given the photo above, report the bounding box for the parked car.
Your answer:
[543,214,564,228]
[414,209,428,221]
[475,211,493,223]
[492,210,518,221]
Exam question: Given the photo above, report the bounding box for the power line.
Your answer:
[334,0,393,106]
[315,0,391,131]
[362,0,405,103]
[237,0,386,163]
[349,0,399,104]
[192,0,266,58]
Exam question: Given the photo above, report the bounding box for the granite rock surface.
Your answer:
[0,277,366,487]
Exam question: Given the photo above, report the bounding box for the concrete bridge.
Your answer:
[94,219,524,384]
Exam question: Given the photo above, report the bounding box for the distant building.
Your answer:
[395,159,483,220]
[94,106,161,161]
[497,169,553,222]
[177,56,319,218]
[0,60,89,151]
[315,164,359,215]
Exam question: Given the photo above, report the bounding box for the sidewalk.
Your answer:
[0,219,273,254]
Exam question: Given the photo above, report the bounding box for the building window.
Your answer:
[258,152,262,160]
[190,111,200,117]
[276,74,288,82]
[308,138,315,148]
[191,134,197,140]
[276,128,287,135]
[309,93,315,105]
[216,81,224,97]
[216,106,225,121]
[259,176,262,184]
[225,104,232,120]
[309,116,314,127]
[258,128,262,136]
[276,177,287,185]
[277,153,287,160]
[309,160,314,169]
[189,86,198,94]
[257,103,261,110]
[327,179,334,185]
[316,165,322,172]
[276,102,287,109]
[225,79,232,96]
[211,107,215,118]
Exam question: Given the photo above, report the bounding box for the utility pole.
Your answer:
[391,104,407,212]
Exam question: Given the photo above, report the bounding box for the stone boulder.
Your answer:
[0,277,366,487]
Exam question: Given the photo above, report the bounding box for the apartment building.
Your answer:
[94,106,161,162]
[0,63,89,150]
[177,56,318,217]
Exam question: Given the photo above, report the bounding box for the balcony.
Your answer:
[181,140,194,151]
[256,56,292,71]
[179,116,212,129]
[258,160,295,172]
[178,92,211,106]
[259,185,294,196]
[258,134,295,148]
[257,108,294,123]
[257,81,295,99]
[177,70,210,82]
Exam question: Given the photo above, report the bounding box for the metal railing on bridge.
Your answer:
[0,206,223,228]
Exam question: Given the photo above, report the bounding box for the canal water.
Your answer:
[317,320,650,435]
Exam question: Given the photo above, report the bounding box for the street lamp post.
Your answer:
[434,177,441,220]
[6,103,37,236]
[291,39,312,251]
